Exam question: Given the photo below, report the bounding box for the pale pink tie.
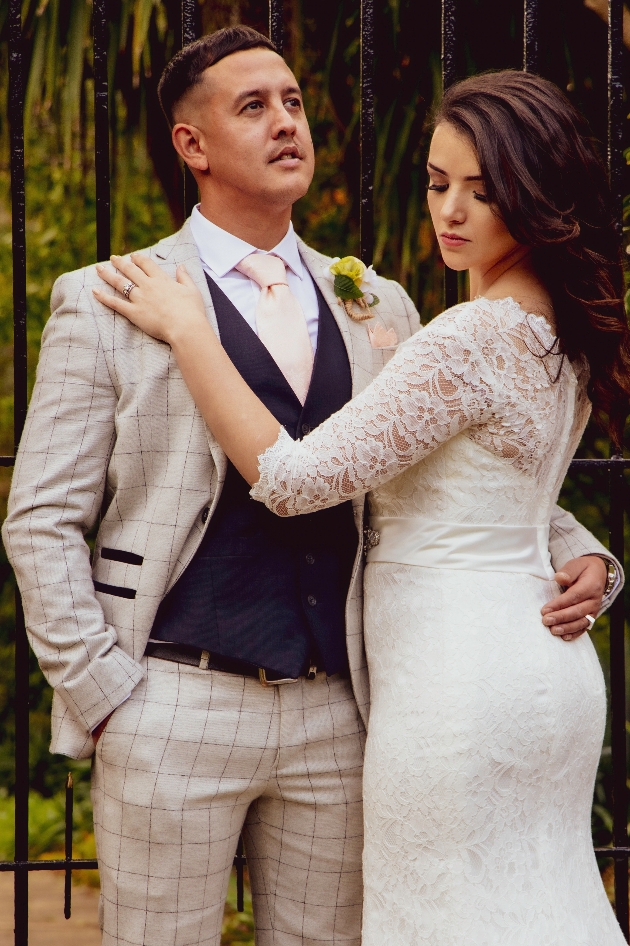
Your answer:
[236,253,314,404]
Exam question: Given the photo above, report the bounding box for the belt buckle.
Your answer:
[259,668,299,687]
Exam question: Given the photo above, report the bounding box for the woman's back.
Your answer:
[368,296,590,528]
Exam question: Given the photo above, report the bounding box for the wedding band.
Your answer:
[585,613,596,631]
[122,281,137,300]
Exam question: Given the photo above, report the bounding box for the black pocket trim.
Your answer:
[94,580,136,600]
[101,547,144,566]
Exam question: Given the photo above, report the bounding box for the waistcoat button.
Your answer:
[305,554,315,565]
[201,507,209,524]
[307,594,317,606]
[302,424,311,435]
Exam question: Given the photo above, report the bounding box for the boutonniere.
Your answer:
[329,256,380,322]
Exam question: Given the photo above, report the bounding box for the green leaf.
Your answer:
[334,274,363,300]
[367,294,380,307]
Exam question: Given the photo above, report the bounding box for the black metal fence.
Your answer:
[1,1,629,944]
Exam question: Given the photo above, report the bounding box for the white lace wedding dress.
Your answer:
[251,296,624,945]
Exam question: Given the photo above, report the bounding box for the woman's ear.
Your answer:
[171,123,209,173]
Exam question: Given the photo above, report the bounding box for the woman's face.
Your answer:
[427,122,521,275]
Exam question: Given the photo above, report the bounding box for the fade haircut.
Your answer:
[158,26,277,127]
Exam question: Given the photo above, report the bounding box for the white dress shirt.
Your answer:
[189,206,320,352]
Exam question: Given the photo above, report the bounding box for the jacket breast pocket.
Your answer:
[372,345,399,375]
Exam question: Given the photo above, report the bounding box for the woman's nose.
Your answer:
[441,190,466,224]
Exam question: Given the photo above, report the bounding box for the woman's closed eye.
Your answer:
[428,183,448,192]
[473,190,488,202]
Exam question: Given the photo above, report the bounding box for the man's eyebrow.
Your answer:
[427,161,483,181]
[233,85,302,108]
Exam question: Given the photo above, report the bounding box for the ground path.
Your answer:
[0,871,100,945]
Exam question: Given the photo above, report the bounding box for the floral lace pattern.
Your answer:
[251,297,590,524]
[252,297,620,944]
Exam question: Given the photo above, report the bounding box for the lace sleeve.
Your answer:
[250,303,500,516]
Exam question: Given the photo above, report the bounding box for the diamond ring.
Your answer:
[122,281,137,300]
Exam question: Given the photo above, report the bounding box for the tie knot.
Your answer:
[236,253,288,289]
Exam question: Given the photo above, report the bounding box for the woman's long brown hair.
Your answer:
[435,70,630,449]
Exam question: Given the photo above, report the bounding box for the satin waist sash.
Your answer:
[366,516,555,580]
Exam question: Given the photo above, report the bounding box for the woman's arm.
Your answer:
[93,253,280,485]
[95,253,497,516]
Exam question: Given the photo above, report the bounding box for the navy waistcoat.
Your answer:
[150,272,358,677]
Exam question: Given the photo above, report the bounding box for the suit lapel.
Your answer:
[153,221,219,335]
[153,221,227,480]
[297,238,373,398]
[297,239,371,531]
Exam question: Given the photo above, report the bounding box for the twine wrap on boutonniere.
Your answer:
[329,256,380,322]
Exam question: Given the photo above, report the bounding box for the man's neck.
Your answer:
[197,195,292,251]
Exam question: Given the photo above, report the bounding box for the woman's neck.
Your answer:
[469,247,555,330]
[468,244,531,299]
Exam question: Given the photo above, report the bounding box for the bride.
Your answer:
[95,71,630,944]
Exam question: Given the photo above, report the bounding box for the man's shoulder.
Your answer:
[53,223,194,299]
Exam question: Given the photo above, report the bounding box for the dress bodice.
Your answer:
[251,297,591,530]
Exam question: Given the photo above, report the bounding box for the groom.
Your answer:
[3,25,623,946]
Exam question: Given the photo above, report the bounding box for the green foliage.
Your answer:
[222,870,255,945]
[0,779,94,861]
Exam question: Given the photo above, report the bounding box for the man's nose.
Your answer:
[270,100,298,138]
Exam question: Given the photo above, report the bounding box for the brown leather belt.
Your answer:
[144,641,317,686]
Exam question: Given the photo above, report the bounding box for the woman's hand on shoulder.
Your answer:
[93,252,208,346]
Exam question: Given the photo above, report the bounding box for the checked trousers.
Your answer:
[91,655,366,946]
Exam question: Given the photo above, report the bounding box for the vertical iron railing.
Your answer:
[181,0,200,219]
[592,1,630,939]
[93,0,110,263]
[359,0,375,265]
[270,0,284,53]
[523,0,540,74]
[1,1,628,942]
[8,0,29,939]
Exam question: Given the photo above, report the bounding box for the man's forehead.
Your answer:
[202,48,298,99]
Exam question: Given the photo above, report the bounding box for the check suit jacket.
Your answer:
[3,221,622,760]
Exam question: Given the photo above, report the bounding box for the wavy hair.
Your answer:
[435,70,630,448]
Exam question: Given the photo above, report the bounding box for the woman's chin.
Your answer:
[440,252,468,272]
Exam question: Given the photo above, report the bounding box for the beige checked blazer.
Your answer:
[2,221,622,760]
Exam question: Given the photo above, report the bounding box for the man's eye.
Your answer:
[428,183,447,192]
[473,190,488,202]
[243,101,263,111]
[285,98,301,108]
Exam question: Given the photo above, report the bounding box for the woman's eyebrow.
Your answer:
[427,161,484,182]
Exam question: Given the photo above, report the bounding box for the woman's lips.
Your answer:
[440,233,469,248]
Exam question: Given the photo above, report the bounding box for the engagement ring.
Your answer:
[122,281,137,300]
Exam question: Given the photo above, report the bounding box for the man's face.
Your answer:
[173,48,315,209]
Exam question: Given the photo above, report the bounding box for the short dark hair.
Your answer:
[158,26,277,127]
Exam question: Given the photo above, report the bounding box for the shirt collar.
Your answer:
[190,206,304,280]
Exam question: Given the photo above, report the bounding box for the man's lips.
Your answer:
[440,232,470,248]
[270,147,302,164]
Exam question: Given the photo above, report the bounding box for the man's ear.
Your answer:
[172,123,209,173]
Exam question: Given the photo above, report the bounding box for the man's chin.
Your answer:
[258,177,313,207]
